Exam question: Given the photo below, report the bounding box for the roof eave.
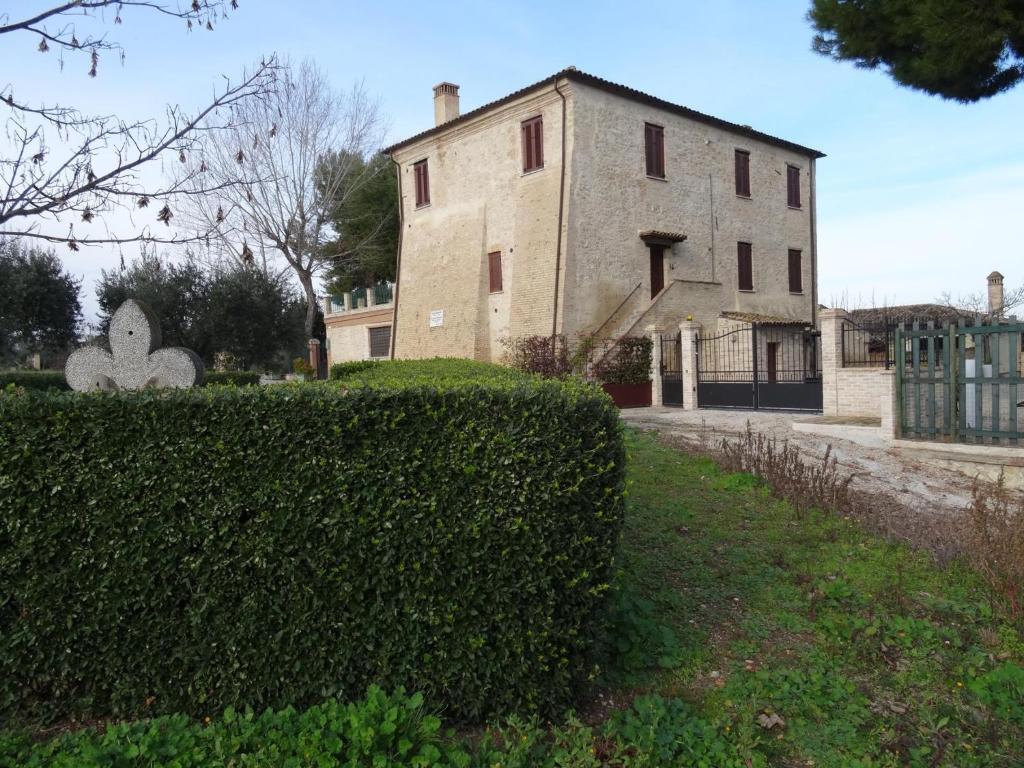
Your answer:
[383,68,825,159]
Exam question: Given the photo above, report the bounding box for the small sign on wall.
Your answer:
[429,309,444,328]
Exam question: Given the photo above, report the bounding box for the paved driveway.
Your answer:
[620,407,971,518]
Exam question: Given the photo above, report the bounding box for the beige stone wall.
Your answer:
[618,279,725,339]
[829,368,888,419]
[562,81,816,340]
[821,310,886,419]
[391,77,818,363]
[325,306,394,366]
[391,82,574,361]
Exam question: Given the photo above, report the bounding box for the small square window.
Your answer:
[368,325,391,358]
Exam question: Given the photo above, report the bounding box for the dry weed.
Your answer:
[967,476,1024,621]
[661,421,1024,622]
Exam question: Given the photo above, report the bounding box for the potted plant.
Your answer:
[291,357,316,382]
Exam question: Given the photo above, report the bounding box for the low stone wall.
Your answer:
[824,366,888,419]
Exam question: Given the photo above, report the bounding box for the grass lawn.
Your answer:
[605,428,1024,766]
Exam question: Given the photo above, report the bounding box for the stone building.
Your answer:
[385,68,824,372]
[322,284,396,366]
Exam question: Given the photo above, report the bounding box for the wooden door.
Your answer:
[766,342,779,383]
[649,246,665,298]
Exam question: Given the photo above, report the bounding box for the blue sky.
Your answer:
[5,0,1023,321]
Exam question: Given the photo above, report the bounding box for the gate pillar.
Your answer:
[646,324,664,407]
[879,368,898,441]
[679,320,699,411]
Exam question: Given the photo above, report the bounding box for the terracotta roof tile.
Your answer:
[846,304,972,325]
[640,230,687,243]
[720,311,807,326]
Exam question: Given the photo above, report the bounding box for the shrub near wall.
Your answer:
[0,370,69,390]
[0,369,261,390]
[0,375,624,725]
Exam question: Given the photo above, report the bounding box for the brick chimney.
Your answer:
[433,82,459,126]
[988,270,1005,316]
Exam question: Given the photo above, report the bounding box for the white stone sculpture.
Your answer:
[65,299,204,391]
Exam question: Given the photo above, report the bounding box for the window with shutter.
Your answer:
[644,123,665,178]
[737,242,753,291]
[788,249,802,293]
[414,159,429,207]
[521,116,543,173]
[368,326,392,358]
[735,150,750,197]
[488,251,503,293]
[787,165,801,208]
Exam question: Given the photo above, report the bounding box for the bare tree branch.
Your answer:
[938,284,1024,319]
[177,59,384,337]
[0,1,277,250]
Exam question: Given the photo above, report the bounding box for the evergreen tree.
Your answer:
[0,240,82,364]
[319,152,399,294]
[97,254,212,360]
[96,255,307,371]
[809,0,1024,102]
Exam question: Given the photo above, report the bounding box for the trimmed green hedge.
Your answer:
[0,370,69,390]
[330,358,531,388]
[1,369,261,390]
[0,378,624,725]
[204,370,261,386]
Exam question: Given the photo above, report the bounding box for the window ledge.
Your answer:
[736,194,751,200]
[790,291,804,295]
[787,205,803,211]
[738,289,756,293]
[521,166,545,177]
[415,202,431,210]
[646,174,668,182]
[489,290,504,295]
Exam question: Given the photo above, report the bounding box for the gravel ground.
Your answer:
[620,407,972,519]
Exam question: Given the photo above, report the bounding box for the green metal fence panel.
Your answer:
[897,322,1024,444]
[1011,331,1020,447]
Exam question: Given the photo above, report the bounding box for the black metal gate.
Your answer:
[696,323,822,411]
[661,332,683,406]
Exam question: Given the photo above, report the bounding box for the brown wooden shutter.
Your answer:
[787,165,800,208]
[533,117,544,169]
[522,117,543,172]
[488,251,502,292]
[735,150,750,197]
[649,246,665,298]
[788,249,802,292]
[644,124,654,175]
[737,242,753,291]
[414,160,429,207]
[522,122,532,172]
[645,123,664,178]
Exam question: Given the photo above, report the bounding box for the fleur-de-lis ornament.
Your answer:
[65,299,204,391]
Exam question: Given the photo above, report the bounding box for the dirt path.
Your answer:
[620,407,972,519]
